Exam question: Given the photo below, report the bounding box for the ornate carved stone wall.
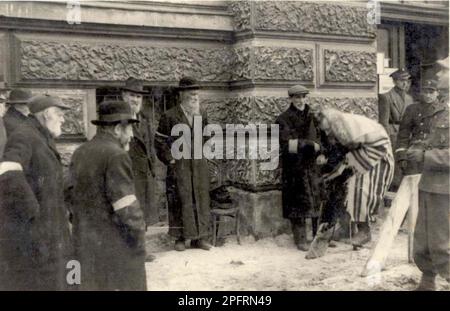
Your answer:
[324,50,377,83]
[229,1,376,38]
[19,39,234,82]
[203,95,378,189]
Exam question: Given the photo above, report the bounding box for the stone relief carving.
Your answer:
[324,50,377,83]
[228,0,252,31]
[254,1,376,37]
[20,40,233,82]
[253,47,313,81]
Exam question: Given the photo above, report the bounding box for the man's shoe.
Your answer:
[145,254,156,262]
[415,274,436,291]
[191,239,212,251]
[306,223,334,259]
[297,242,310,252]
[352,222,371,249]
[175,239,186,252]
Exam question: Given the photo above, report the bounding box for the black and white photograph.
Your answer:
[0,0,449,295]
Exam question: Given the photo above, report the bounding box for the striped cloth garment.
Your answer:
[323,110,395,223]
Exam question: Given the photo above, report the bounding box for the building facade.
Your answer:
[0,0,448,237]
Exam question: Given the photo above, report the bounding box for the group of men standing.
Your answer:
[0,76,212,291]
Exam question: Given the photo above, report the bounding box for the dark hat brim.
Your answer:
[91,118,139,126]
[121,87,149,94]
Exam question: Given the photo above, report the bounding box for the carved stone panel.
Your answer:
[253,1,376,38]
[323,49,377,83]
[31,88,89,138]
[228,0,252,31]
[19,39,233,82]
[253,47,313,81]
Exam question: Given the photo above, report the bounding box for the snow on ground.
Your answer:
[144,224,448,291]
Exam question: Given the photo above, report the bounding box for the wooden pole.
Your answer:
[361,174,421,276]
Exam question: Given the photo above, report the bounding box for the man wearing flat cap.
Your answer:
[155,76,212,252]
[121,77,157,231]
[3,88,33,136]
[0,94,72,290]
[69,100,147,290]
[379,68,413,191]
[275,85,322,251]
[407,62,450,290]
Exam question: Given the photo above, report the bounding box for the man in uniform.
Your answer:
[0,94,72,290]
[69,100,147,290]
[3,88,33,136]
[155,76,212,252]
[407,60,449,291]
[397,80,442,176]
[379,69,413,190]
[276,85,321,251]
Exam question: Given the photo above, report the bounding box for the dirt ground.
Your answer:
[144,223,449,291]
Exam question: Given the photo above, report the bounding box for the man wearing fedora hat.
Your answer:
[3,88,33,136]
[379,68,413,191]
[121,77,157,231]
[69,100,147,290]
[0,94,72,290]
[155,76,212,251]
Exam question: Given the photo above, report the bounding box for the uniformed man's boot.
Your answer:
[415,274,436,291]
[305,223,334,259]
[352,222,371,250]
[191,239,212,251]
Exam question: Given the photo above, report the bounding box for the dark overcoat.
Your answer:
[275,104,321,219]
[69,131,147,291]
[378,87,413,147]
[3,106,31,136]
[155,105,211,240]
[129,111,157,226]
[0,117,6,159]
[0,116,71,291]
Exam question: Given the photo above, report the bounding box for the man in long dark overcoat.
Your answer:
[378,69,413,191]
[155,76,211,252]
[121,77,156,228]
[69,100,147,291]
[0,95,72,290]
[275,85,322,251]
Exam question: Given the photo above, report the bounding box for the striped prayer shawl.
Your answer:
[322,109,394,222]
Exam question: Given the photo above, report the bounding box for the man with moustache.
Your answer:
[0,94,72,290]
[69,100,147,290]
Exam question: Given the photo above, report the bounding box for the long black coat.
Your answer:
[0,116,71,290]
[155,105,211,240]
[69,131,147,291]
[129,111,157,226]
[276,104,321,219]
